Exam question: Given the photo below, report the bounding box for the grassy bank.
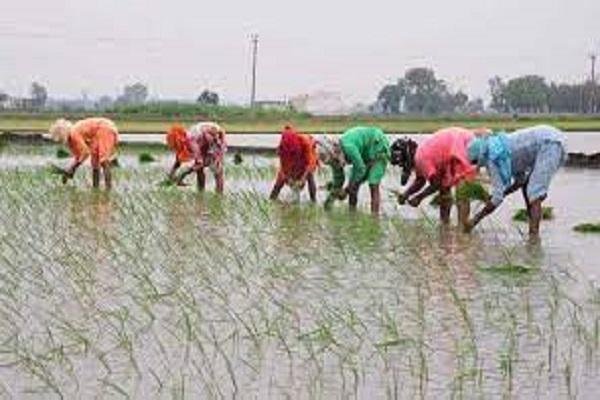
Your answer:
[2,113,600,133]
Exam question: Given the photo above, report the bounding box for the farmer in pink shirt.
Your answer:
[166,122,227,193]
[390,127,478,225]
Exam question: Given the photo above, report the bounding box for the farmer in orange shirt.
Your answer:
[49,118,119,190]
[270,126,318,202]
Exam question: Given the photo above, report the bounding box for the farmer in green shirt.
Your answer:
[317,126,390,215]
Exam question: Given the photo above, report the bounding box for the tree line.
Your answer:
[0,82,221,111]
[376,67,600,115]
[3,72,599,115]
[488,75,599,114]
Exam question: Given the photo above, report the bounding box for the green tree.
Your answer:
[548,83,582,113]
[376,84,401,114]
[118,83,148,105]
[465,98,485,114]
[197,90,220,105]
[30,82,48,108]
[503,75,549,113]
[375,68,469,114]
[400,68,455,114]
[488,76,507,112]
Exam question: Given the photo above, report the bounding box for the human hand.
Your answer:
[463,220,474,233]
[61,168,74,184]
[397,192,407,205]
[337,187,349,200]
[408,196,422,207]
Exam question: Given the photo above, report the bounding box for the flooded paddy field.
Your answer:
[0,143,599,399]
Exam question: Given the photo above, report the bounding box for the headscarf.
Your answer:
[316,135,346,167]
[468,131,512,186]
[49,118,73,143]
[166,124,191,161]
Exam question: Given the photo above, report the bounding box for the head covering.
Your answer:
[467,137,486,165]
[49,118,73,143]
[166,124,191,162]
[201,122,226,143]
[468,132,512,186]
[316,135,345,166]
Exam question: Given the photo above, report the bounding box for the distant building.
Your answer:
[3,97,37,110]
[254,100,291,111]
[290,91,349,116]
[0,96,9,110]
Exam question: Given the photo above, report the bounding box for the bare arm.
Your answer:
[464,163,505,232]
[465,200,497,232]
[168,160,182,180]
[62,159,84,184]
[407,177,441,207]
[398,176,427,204]
[175,162,202,185]
[504,181,522,196]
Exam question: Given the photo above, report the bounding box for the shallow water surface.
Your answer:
[0,144,599,399]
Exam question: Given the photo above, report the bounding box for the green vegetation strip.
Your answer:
[3,113,600,134]
[478,263,536,275]
[573,223,600,233]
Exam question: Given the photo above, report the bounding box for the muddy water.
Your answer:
[0,143,599,399]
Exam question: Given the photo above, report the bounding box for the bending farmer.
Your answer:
[465,125,566,237]
[317,126,390,215]
[49,118,119,190]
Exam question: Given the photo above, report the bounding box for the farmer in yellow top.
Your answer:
[317,126,390,215]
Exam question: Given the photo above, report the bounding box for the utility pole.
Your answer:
[590,53,597,113]
[250,34,259,108]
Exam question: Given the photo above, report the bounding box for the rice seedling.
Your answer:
[478,263,536,275]
[138,152,156,163]
[512,207,554,222]
[55,147,70,159]
[233,152,244,165]
[573,223,600,233]
[429,181,489,206]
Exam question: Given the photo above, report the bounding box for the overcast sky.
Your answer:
[2,0,599,104]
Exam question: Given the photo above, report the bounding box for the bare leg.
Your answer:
[270,175,286,200]
[214,169,224,194]
[92,168,100,188]
[522,185,531,218]
[102,162,112,191]
[348,185,359,211]
[307,173,317,203]
[456,198,471,229]
[439,187,452,225]
[369,184,381,215]
[528,198,543,237]
[196,169,206,191]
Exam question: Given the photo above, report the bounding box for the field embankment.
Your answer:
[2,111,600,134]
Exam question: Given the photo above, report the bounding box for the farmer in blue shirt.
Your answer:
[465,125,567,237]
